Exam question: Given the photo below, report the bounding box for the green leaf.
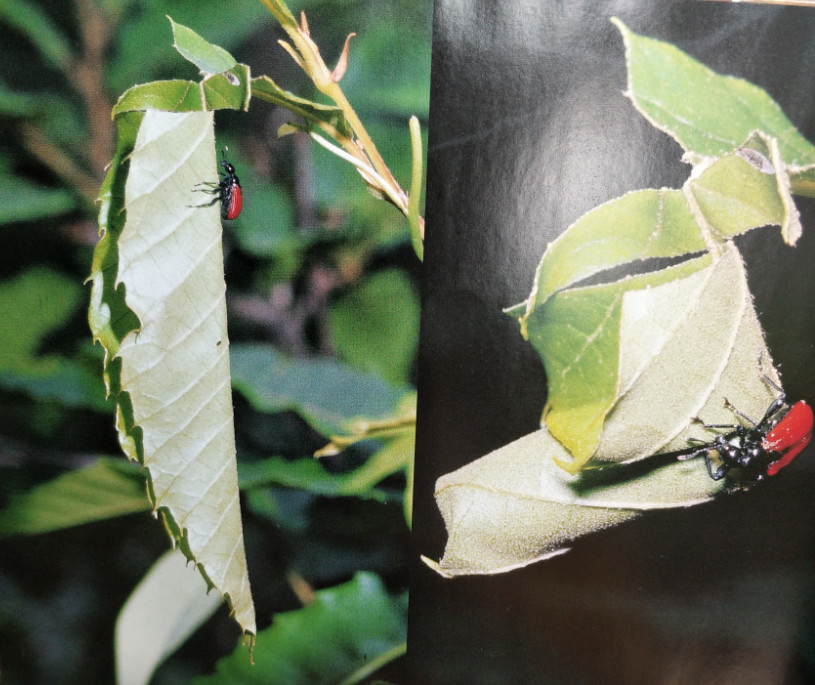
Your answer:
[106,0,269,95]
[690,133,801,245]
[0,267,106,408]
[0,267,82,372]
[238,456,390,502]
[193,572,407,685]
[113,80,203,118]
[329,269,419,385]
[517,144,794,321]
[0,0,73,71]
[0,81,49,117]
[593,247,781,465]
[511,138,800,467]
[0,152,77,223]
[89,111,143,360]
[423,424,719,578]
[0,457,149,537]
[230,343,408,435]
[251,75,354,139]
[88,110,255,639]
[228,178,298,259]
[169,17,237,74]
[115,549,223,685]
[516,188,706,316]
[524,246,780,472]
[612,18,815,169]
[0,178,77,223]
[519,255,708,468]
[112,65,251,116]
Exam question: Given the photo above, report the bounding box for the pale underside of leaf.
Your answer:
[116,110,255,635]
[116,549,222,685]
[427,248,786,577]
[592,245,780,465]
[425,424,718,578]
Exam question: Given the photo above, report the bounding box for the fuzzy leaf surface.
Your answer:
[424,425,718,578]
[524,247,778,471]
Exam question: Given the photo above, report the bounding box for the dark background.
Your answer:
[409,2,815,683]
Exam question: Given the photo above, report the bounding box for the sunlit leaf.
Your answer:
[424,424,718,578]
[169,17,237,74]
[113,65,251,116]
[613,18,815,169]
[116,549,222,685]
[89,110,255,639]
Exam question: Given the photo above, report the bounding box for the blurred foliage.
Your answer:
[0,0,430,682]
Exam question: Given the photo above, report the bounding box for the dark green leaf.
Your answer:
[0,0,73,71]
[193,573,406,685]
[230,343,409,435]
[329,270,419,385]
[0,267,103,412]
[0,457,149,537]
[238,457,389,502]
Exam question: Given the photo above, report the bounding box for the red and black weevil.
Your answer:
[192,147,243,220]
[679,380,813,490]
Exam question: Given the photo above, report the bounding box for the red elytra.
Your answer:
[765,400,814,476]
[222,177,243,220]
[192,148,243,221]
[680,390,813,489]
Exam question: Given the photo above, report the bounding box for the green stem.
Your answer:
[408,115,424,260]
[309,132,404,210]
[324,83,406,207]
[255,0,298,29]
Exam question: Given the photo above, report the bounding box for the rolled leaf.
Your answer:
[89,110,255,639]
[425,424,718,578]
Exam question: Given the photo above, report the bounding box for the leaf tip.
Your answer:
[332,32,356,82]
[420,554,453,578]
